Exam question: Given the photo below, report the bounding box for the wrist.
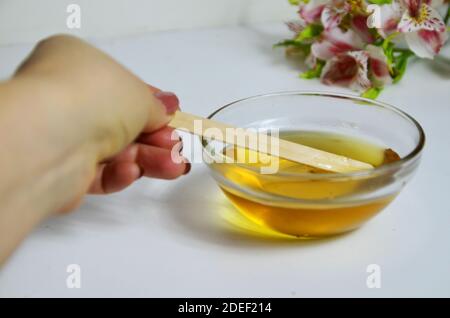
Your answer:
[0,77,99,263]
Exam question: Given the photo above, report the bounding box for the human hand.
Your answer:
[12,35,190,213]
[1,34,195,262]
[88,86,191,195]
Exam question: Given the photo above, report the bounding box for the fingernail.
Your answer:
[183,161,191,175]
[154,91,179,115]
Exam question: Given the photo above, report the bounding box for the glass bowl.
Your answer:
[201,91,425,238]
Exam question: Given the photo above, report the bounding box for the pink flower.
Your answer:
[373,0,448,58]
[280,0,449,95]
[311,27,365,60]
[366,45,392,86]
[398,0,446,33]
[299,0,330,23]
[351,15,376,43]
[372,2,403,38]
[286,20,305,34]
[397,0,448,58]
[321,45,392,91]
[321,0,351,30]
[321,51,371,91]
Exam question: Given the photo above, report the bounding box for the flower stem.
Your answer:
[382,32,400,50]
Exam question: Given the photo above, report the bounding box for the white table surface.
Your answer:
[0,23,449,298]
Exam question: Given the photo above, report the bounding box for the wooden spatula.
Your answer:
[168,111,373,173]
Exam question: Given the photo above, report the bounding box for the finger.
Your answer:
[104,144,139,164]
[137,144,189,180]
[143,84,180,133]
[88,164,106,194]
[137,126,181,150]
[147,85,161,94]
[89,162,141,194]
[144,90,180,133]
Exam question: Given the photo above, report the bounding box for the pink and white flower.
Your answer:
[299,0,330,24]
[286,20,306,34]
[281,0,449,95]
[321,45,392,91]
[366,45,392,86]
[352,14,376,43]
[398,0,446,33]
[373,0,448,58]
[321,51,371,91]
[311,27,365,60]
[321,0,351,30]
[372,1,404,38]
[397,0,448,58]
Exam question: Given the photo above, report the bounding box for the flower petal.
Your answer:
[376,2,403,38]
[403,0,422,16]
[405,29,449,58]
[352,15,375,43]
[366,45,392,86]
[427,0,445,9]
[286,20,305,34]
[299,0,329,23]
[305,53,317,69]
[311,28,365,60]
[398,4,446,33]
[321,51,371,91]
[347,51,372,91]
[321,4,349,30]
[321,54,359,86]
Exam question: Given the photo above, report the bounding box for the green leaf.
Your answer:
[361,87,383,99]
[382,32,399,51]
[383,42,395,74]
[300,60,325,79]
[392,51,414,83]
[295,24,324,42]
[274,39,310,49]
[288,0,309,4]
[273,40,311,56]
[368,0,392,4]
[273,40,294,47]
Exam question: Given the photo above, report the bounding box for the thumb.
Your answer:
[144,85,180,133]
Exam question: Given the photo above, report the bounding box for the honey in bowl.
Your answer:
[211,131,401,238]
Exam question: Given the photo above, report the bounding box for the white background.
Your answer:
[0,0,294,46]
[0,23,449,297]
[0,1,449,298]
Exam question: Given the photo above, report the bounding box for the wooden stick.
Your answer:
[168,111,373,173]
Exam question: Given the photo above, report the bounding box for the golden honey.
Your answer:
[211,131,400,238]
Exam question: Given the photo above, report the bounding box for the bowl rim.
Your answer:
[202,90,425,179]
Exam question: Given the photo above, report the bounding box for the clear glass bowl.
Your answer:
[201,91,425,238]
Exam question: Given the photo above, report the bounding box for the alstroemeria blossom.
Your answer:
[299,0,330,23]
[352,15,376,43]
[375,2,403,38]
[398,0,446,33]
[397,0,448,58]
[311,27,365,60]
[321,0,351,30]
[372,0,448,58]
[280,0,449,97]
[366,45,392,86]
[321,51,371,91]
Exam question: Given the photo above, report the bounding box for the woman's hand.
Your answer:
[0,35,189,263]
